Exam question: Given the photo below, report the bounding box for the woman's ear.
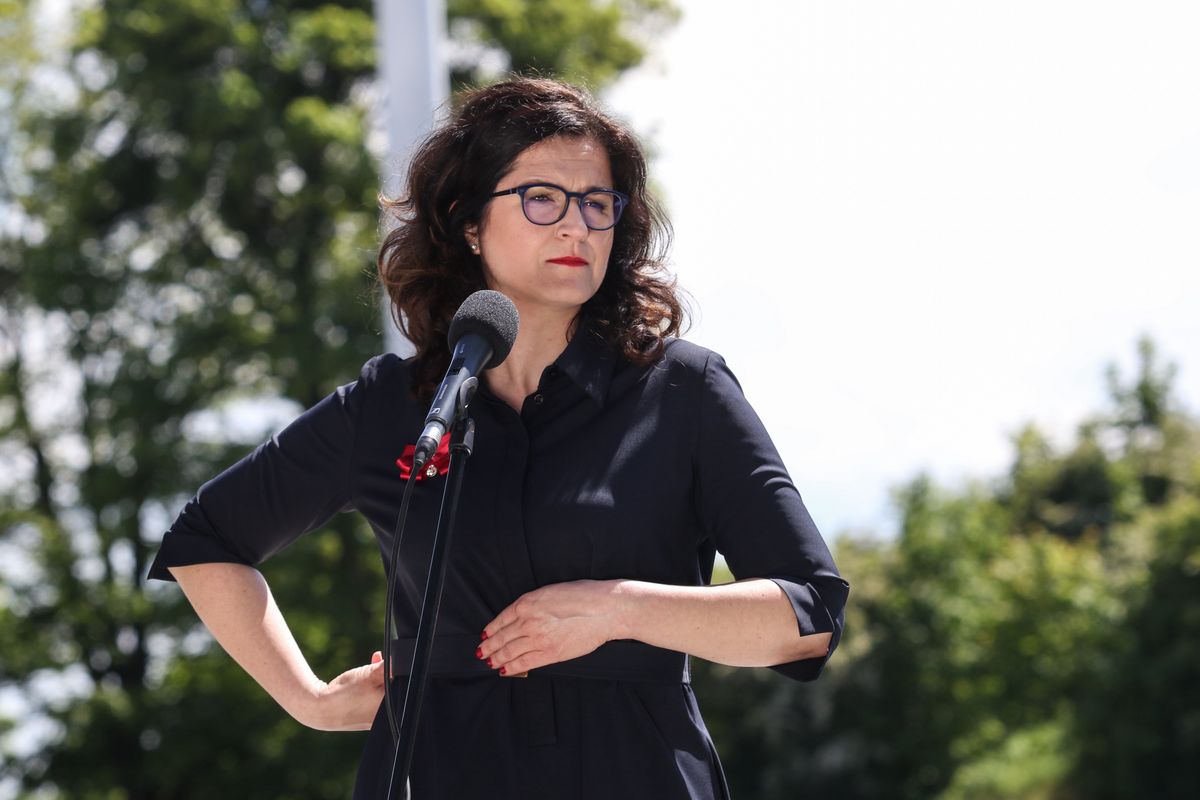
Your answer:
[464,223,480,253]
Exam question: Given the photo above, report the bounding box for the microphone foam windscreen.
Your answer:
[447,290,520,368]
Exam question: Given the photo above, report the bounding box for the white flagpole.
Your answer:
[373,0,449,356]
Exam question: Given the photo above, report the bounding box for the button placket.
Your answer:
[486,410,557,746]
[491,409,537,602]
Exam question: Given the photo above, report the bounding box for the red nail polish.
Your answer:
[475,647,483,659]
[481,630,488,641]
[499,666,507,676]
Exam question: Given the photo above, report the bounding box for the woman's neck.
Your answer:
[484,304,578,412]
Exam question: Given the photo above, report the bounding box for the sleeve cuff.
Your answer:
[764,575,849,682]
[146,532,255,582]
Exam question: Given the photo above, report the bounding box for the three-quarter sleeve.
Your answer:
[146,355,384,583]
[694,351,849,681]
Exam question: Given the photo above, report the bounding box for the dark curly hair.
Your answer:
[376,76,686,400]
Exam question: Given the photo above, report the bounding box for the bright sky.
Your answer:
[603,0,1200,540]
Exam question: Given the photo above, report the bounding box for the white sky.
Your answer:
[603,0,1200,540]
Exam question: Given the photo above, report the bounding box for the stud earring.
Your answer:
[470,242,480,254]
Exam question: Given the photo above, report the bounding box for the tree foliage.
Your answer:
[446,0,679,90]
[691,337,1200,799]
[0,0,677,796]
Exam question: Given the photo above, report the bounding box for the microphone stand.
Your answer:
[386,379,478,800]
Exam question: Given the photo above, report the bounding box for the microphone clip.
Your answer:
[413,376,478,470]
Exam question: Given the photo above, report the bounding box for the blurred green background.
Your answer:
[1,1,1197,798]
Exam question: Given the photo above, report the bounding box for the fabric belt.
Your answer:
[388,633,690,683]
[388,634,690,748]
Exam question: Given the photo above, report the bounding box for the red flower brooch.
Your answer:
[396,433,452,481]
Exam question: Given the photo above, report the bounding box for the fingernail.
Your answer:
[481,630,488,641]
[486,657,493,668]
[475,647,483,659]
[499,666,507,676]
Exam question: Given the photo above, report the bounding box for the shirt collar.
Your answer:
[552,321,616,408]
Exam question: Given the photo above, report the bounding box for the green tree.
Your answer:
[1001,335,1192,541]
[694,339,1200,799]
[1069,497,1200,799]
[446,0,679,90]
[0,1,676,796]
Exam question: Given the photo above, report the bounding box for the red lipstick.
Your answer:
[549,256,588,266]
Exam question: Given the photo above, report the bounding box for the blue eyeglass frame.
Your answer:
[487,182,630,231]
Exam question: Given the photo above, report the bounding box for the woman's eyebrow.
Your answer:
[512,176,614,192]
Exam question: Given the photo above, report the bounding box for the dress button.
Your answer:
[532,393,544,406]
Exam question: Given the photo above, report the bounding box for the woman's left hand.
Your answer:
[479,579,624,676]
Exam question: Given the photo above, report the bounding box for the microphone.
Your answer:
[412,290,519,468]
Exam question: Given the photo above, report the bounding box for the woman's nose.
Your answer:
[556,200,590,238]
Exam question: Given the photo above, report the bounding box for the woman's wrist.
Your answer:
[288,674,330,728]
[606,579,645,642]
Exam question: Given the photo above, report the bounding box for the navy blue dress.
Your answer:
[147,329,848,799]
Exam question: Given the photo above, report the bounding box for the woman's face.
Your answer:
[467,136,616,319]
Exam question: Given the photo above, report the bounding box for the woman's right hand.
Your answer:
[300,650,387,731]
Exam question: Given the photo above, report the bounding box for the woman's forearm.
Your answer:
[168,562,324,724]
[610,578,831,667]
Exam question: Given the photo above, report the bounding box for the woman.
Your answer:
[149,77,848,799]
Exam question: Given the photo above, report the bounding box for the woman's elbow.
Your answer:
[776,630,832,665]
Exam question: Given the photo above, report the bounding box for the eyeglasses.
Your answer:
[487,183,629,231]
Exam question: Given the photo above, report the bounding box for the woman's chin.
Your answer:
[499,285,600,317]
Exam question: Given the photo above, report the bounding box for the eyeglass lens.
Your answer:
[522,185,620,230]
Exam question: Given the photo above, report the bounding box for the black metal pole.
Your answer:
[385,411,476,800]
